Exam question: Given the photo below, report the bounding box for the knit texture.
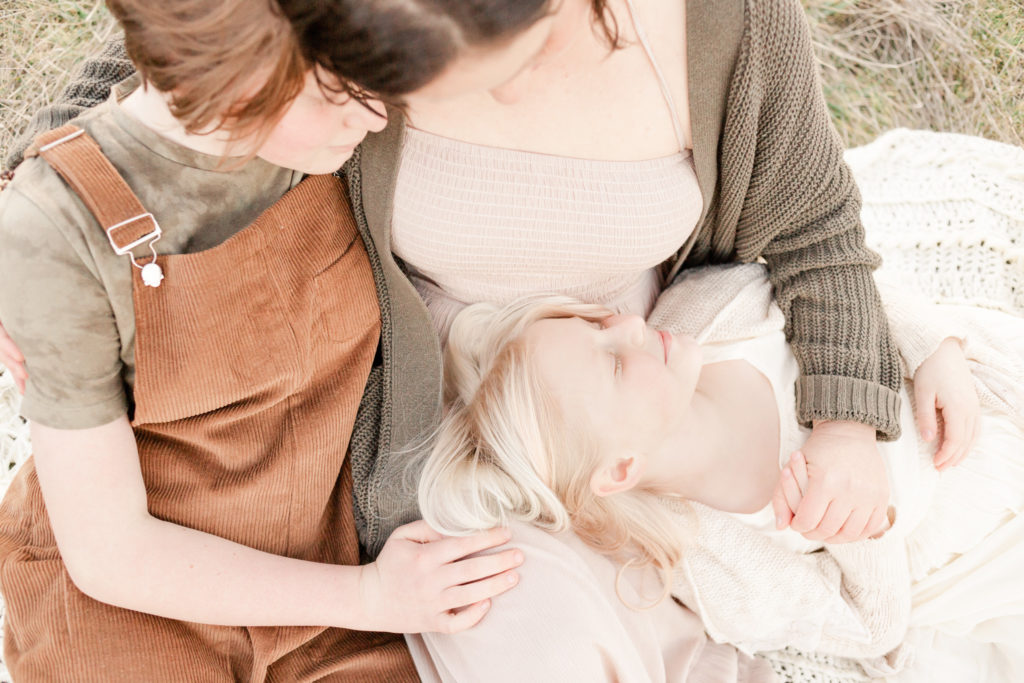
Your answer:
[666,499,912,663]
[685,0,903,439]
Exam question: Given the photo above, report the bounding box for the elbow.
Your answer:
[61,548,120,605]
[57,521,149,607]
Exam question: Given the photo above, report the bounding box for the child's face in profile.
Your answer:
[255,70,389,174]
[523,314,702,456]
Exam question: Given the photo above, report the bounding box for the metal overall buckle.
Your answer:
[107,213,165,288]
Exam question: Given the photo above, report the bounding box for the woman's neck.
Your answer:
[119,85,240,158]
[640,360,782,513]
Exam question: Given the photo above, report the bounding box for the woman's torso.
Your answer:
[392,0,702,337]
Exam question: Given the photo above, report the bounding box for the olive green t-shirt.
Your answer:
[0,79,302,429]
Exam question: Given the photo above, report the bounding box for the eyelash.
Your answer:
[612,354,622,376]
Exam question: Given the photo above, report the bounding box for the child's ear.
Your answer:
[590,455,643,497]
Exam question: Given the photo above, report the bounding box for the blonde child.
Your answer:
[419,266,1024,680]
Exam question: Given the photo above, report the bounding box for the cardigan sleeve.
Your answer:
[720,0,903,439]
[5,35,132,171]
[667,502,911,663]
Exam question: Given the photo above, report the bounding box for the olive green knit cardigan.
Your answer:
[4,0,901,558]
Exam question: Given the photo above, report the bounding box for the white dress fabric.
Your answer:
[650,263,1024,682]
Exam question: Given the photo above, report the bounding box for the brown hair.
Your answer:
[106,0,313,144]
[278,0,623,102]
[107,0,622,143]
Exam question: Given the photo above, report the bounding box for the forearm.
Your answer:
[730,0,903,438]
[32,419,374,631]
[817,534,911,657]
[769,247,903,438]
[74,513,370,629]
[669,502,909,659]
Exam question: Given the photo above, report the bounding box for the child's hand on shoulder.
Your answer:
[913,337,980,471]
[771,421,890,544]
[357,520,523,634]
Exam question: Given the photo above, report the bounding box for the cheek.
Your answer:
[262,111,324,157]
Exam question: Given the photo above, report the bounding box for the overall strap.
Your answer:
[25,125,162,259]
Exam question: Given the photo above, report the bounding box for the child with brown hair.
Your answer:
[0,1,522,679]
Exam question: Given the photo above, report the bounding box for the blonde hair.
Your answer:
[418,296,690,603]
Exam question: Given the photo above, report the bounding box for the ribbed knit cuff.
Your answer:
[796,375,902,441]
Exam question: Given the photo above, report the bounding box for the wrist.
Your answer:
[811,419,876,440]
[351,563,379,631]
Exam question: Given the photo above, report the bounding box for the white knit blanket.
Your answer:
[0,129,1021,682]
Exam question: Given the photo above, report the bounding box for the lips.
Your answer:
[658,330,672,363]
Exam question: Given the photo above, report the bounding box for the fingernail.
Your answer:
[775,516,784,529]
[513,550,523,564]
[922,429,934,441]
[507,572,518,585]
[480,599,491,610]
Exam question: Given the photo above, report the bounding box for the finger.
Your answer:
[958,412,981,466]
[780,468,803,516]
[443,548,524,586]
[789,487,831,534]
[0,333,25,364]
[12,367,27,394]
[934,408,967,470]
[956,418,981,467]
[865,507,890,538]
[435,527,513,564]
[824,505,872,544]
[915,390,938,442]
[799,501,853,541]
[790,451,809,494]
[393,518,447,544]
[771,481,794,530]
[439,599,492,634]
[943,416,977,470]
[442,570,520,612]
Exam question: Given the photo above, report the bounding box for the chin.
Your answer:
[296,153,354,175]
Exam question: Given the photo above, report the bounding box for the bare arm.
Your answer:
[32,417,522,632]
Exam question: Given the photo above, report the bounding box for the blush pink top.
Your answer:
[391,0,703,339]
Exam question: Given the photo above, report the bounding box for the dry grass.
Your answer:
[0,1,1021,163]
[806,0,1024,147]
[0,0,116,163]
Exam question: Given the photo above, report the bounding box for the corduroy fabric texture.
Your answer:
[0,137,415,681]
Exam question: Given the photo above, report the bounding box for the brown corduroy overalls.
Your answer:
[0,126,417,682]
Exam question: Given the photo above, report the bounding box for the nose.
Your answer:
[344,99,389,133]
[603,314,646,347]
